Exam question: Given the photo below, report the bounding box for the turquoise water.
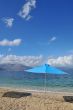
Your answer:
[0,71,73,92]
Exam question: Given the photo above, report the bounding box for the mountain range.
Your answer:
[0,63,73,74]
[0,63,31,71]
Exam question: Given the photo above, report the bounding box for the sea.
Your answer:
[0,71,73,93]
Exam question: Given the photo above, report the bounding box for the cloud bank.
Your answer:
[0,54,73,67]
[0,55,44,67]
[18,0,36,20]
[2,18,14,27]
[48,55,73,67]
[0,39,22,46]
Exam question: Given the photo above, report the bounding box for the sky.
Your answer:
[0,0,73,67]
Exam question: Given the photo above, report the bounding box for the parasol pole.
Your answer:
[44,64,47,98]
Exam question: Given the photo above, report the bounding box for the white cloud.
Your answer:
[48,55,73,67]
[0,39,22,46]
[0,55,44,67]
[18,0,36,20]
[2,18,14,27]
[50,37,56,41]
[48,37,56,44]
[26,15,32,21]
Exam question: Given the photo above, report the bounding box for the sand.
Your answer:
[0,88,73,110]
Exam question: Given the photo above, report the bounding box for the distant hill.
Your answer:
[0,63,73,74]
[0,63,31,71]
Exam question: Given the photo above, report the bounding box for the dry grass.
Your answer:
[0,88,73,110]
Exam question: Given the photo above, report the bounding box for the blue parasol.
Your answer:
[25,64,67,74]
[25,64,67,92]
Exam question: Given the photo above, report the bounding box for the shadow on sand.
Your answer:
[2,91,32,98]
[63,96,73,103]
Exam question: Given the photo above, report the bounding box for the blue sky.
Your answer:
[0,0,73,57]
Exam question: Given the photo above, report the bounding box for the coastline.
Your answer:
[1,86,73,95]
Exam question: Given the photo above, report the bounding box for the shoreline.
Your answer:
[0,86,73,95]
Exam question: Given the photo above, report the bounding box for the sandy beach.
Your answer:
[0,88,73,110]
